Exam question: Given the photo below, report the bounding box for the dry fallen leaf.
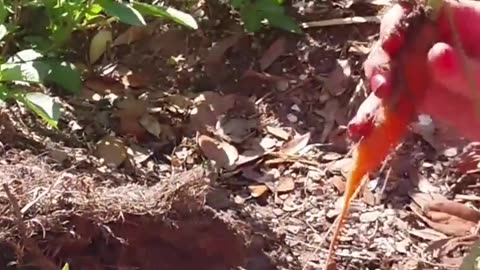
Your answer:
[139,114,162,138]
[259,37,287,71]
[189,91,236,133]
[204,33,244,83]
[241,167,278,183]
[115,97,148,118]
[235,149,266,166]
[166,94,193,114]
[249,184,269,198]
[426,200,480,223]
[409,228,447,241]
[359,210,381,223]
[266,126,290,141]
[328,175,346,193]
[96,135,127,168]
[198,135,239,169]
[322,59,352,96]
[127,144,153,165]
[276,176,295,193]
[113,26,151,47]
[316,99,340,142]
[121,70,151,88]
[215,117,257,143]
[279,132,311,156]
[84,76,125,95]
[410,196,478,236]
[90,29,112,64]
[328,158,353,178]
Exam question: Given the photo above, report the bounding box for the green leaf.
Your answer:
[461,240,480,270]
[0,61,50,83]
[239,5,263,33]
[0,24,7,41]
[46,62,82,94]
[62,263,70,270]
[97,0,146,26]
[7,49,44,63]
[132,1,198,30]
[0,84,8,107]
[0,0,7,24]
[230,0,244,8]
[263,11,302,33]
[17,92,61,128]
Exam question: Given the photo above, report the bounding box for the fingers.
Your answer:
[420,83,480,141]
[436,0,480,58]
[428,42,480,99]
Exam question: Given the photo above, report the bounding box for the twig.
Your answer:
[21,177,61,215]
[3,184,57,270]
[301,16,382,29]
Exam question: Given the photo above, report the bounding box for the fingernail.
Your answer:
[428,42,459,75]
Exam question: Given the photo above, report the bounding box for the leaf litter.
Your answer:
[4,1,480,269]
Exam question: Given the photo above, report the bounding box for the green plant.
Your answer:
[229,0,301,33]
[0,0,197,128]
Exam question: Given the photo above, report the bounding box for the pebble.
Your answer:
[272,208,283,216]
[287,113,298,123]
[291,104,301,112]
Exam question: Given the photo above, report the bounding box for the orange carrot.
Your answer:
[324,91,414,269]
[323,4,439,268]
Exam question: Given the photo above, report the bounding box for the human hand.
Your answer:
[350,0,480,141]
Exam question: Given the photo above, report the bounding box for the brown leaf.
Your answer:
[276,176,295,193]
[126,144,153,165]
[426,200,480,223]
[203,33,244,83]
[139,114,162,138]
[241,167,278,183]
[84,77,125,95]
[113,26,151,47]
[266,126,290,141]
[235,149,266,166]
[117,115,147,140]
[189,91,236,133]
[166,94,193,114]
[205,33,243,64]
[259,37,286,71]
[328,175,346,193]
[315,99,340,142]
[359,210,381,223]
[114,97,148,118]
[95,136,127,168]
[249,184,269,198]
[279,132,311,156]
[90,29,112,64]
[327,158,353,178]
[215,117,257,144]
[121,70,151,88]
[198,135,239,169]
[322,59,352,96]
[409,228,447,241]
[410,198,476,236]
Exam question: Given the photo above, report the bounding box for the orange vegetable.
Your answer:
[324,4,439,268]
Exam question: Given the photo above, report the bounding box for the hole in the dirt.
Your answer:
[13,211,278,270]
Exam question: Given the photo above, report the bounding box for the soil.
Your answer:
[1,0,480,270]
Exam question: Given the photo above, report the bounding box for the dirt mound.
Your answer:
[0,150,292,270]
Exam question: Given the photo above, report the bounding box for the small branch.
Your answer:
[3,184,57,270]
